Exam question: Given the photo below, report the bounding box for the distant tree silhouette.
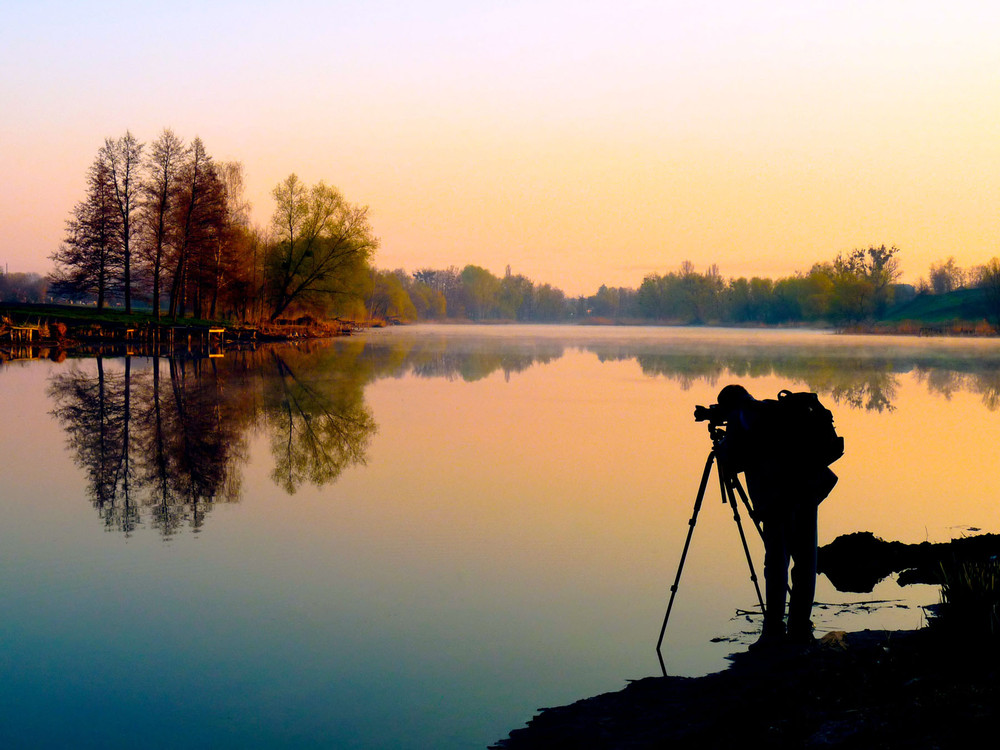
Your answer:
[976,258,1000,326]
[0,271,47,303]
[49,154,122,308]
[830,245,901,320]
[168,137,227,319]
[140,128,185,320]
[928,257,966,295]
[104,132,144,314]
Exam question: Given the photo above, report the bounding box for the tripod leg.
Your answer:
[656,449,716,673]
[729,472,764,542]
[719,463,766,619]
[729,470,793,599]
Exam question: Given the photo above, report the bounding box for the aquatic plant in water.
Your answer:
[935,558,1000,639]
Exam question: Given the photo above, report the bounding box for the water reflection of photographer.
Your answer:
[708,384,841,650]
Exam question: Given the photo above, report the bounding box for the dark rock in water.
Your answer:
[817,532,918,592]
[818,531,1000,593]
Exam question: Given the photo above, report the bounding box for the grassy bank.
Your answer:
[1,302,358,351]
[1,301,228,329]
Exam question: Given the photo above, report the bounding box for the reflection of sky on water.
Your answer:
[3,326,1000,748]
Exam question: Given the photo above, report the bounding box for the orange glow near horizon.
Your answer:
[3,2,1000,295]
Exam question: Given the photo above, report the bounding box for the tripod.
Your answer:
[655,423,766,676]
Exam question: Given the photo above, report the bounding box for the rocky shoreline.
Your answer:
[492,627,998,748]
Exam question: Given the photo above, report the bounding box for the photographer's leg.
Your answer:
[758,514,789,644]
[787,502,818,643]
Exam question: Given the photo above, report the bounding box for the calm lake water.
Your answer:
[3,324,1000,748]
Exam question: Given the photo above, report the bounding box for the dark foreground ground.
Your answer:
[492,628,998,749]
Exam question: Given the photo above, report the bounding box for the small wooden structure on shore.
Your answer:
[2,306,363,363]
[6,324,41,344]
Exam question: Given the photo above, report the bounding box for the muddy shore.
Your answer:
[492,627,997,748]
[494,531,1000,748]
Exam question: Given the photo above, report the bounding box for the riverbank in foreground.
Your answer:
[493,627,997,748]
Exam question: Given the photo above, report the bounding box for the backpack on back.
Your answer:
[772,389,844,468]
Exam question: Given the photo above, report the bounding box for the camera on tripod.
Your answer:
[693,403,727,426]
[657,398,764,675]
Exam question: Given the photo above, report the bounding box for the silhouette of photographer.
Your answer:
[713,384,839,649]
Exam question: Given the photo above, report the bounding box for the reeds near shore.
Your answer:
[841,319,996,336]
[935,559,1000,639]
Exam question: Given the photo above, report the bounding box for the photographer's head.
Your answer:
[694,384,756,425]
[716,384,755,422]
[717,384,753,410]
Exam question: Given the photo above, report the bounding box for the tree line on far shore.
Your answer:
[0,271,48,304]
[7,127,1000,327]
[368,248,1000,326]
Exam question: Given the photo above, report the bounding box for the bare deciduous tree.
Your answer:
[976,258,1000,326]
[928,257,966,295]
[104,132,144,313]
[141,129,184,319]
[168,137,225,319]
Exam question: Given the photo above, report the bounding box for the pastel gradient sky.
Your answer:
[3,0,1000,295]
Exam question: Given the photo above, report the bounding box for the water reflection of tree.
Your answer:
[621,352,900,411]
[139,357,250,533]
[50,357,139,532]
[974,372,1000,411]
[914,368,1000,411]
[348,333,1000,416]
[349,335,958,412]
[50,357,248,535]
[382,338,564,382]
[789,364,898,413]
[48,335,1000,534]
[49,346,376,535]
[264,349,376,493]
[375,334,1000,414]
